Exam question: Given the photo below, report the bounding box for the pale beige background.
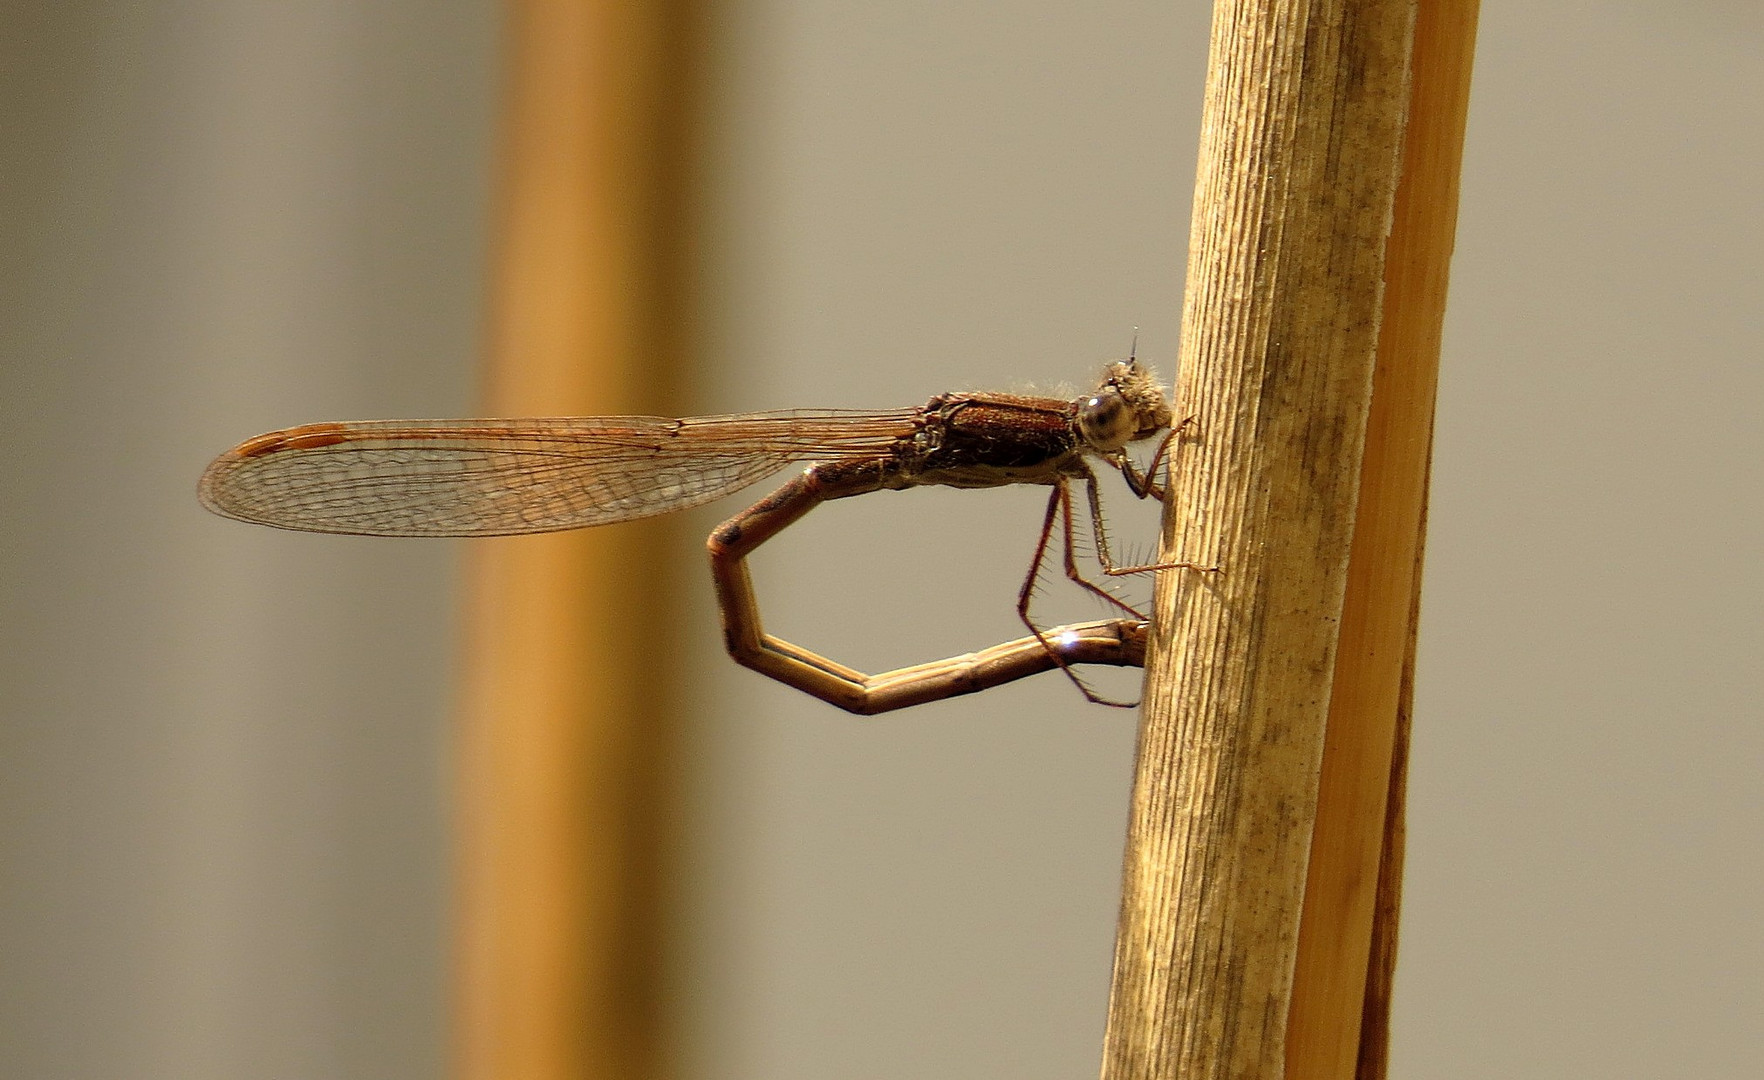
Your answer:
[3,3,1760,1079]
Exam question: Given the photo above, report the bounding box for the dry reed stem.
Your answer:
[1100,1,1426,1076]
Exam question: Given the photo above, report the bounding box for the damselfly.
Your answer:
[200,359,1213,713]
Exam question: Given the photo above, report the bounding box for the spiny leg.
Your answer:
[1016,481,1141,709]
[1090,460,1219,579]
[1116,414,1198,501]
[1117,429,1170,501]
[1059,472,1146,620]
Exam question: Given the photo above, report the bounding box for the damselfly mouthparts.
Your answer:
[200,359,1213,713]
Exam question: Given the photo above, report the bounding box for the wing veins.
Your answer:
[201,409,920,536]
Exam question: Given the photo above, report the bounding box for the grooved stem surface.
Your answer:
[1100,2,1422,1077]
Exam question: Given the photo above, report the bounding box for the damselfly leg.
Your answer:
[1014,437,1216,708]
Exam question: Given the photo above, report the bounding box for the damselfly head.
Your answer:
[1078,360,1172,452]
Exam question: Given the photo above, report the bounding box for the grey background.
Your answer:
[3,3,1760,1079]
[2,5,493,1077]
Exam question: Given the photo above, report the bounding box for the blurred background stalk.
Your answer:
[455,1,700,1077]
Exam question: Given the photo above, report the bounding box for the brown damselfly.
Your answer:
[199,359,1213,713]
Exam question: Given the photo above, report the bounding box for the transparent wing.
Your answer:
[198,410,920,537]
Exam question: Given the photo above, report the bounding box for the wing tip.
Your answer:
[196,452,254,524]
[232,423,352,458]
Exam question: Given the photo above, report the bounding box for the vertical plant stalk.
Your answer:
[1289,3,1477,1076]
[1099,0,1426,1077]
[455,1,700,1078]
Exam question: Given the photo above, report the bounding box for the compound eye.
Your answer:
[1078,391,1136,451]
